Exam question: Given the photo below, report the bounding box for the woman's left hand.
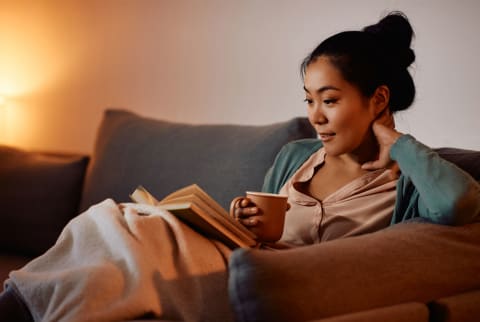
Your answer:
[361,109,402,176]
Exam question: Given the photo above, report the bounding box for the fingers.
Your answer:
[361,160,383,170]
[362,159,400,180]
[230,196,259,220]
[230,197,260,228]
[229,197,247,218]
[234,205,259,219]
[239,217,260,227]
[239,198,251,208]
[375,107,395,129]
[365,109,403,174]
[361,149,392,170]
[372,122,402,145]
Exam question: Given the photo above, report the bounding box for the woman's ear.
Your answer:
[371,85,390,117]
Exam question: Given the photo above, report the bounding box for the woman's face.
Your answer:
[303,56,378,157]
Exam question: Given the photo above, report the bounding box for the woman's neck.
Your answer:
[327,133,379,170]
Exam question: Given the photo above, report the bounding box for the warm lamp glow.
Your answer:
[0,97,36,148]
[0,4,77,97]
[0,4,82,149]
[0,96,5,145]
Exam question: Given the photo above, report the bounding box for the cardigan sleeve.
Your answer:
[390,135,480,225]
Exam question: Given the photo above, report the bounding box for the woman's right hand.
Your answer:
[229,197,261,228]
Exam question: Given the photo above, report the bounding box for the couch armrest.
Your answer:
[429,289,480,322]
[307,302,428,322]
[228,222,480,322]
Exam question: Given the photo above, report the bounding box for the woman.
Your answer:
[233,12,480,245]
[2,12,479,322]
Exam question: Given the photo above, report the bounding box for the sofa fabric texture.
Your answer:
[228,221,480,322]
[80,109,317,211]
[434,147,480,180]
[309,302,429,322]
[0,146,88,256]
[428,289,480,322]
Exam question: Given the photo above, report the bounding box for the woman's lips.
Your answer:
[319,133,336,142]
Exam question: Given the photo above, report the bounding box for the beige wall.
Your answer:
[0,0,479,154]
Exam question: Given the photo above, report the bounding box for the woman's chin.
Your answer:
[323,145,343,157]
[322,142,356,157]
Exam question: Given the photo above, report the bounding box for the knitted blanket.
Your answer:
[6,199,233,322]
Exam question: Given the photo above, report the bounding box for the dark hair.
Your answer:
[301,12,415,112]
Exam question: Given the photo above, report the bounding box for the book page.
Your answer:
[160,184,256,239]
[130,185,159,205]
[160,193,256,244]
[159,201,254,248]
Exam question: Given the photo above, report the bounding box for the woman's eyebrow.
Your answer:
[303,85,341,94]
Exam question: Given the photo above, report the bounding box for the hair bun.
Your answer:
[363,12,415,68]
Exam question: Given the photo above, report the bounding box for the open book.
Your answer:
[130,184,258,248]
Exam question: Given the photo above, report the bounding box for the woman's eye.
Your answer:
[304,98,313,104]
[323,98,338,105]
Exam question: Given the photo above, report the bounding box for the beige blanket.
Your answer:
[6,199,234,322]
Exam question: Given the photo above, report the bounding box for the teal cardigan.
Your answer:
[262,135,480,226]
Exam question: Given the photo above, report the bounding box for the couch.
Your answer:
[1,109,479,322]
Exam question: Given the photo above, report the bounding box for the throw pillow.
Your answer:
[0,146,89,256]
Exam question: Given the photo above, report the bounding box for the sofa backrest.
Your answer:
[79,109,318,211]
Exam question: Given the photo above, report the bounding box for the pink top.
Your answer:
[279,148,398,246]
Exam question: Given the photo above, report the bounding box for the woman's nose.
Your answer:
[310,105,327,124]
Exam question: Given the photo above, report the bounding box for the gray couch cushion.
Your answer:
[80,109,316,211]
[228,222,480,322]
[435,148,480,180]
[0,146,88,256]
